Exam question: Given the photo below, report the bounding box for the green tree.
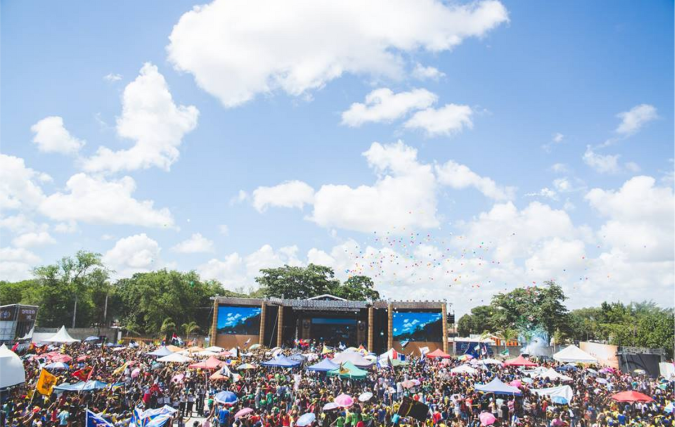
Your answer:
[182,321,201,341]
[457,305,496,336]
[160,318,177,341]
[0,280,36,305]
[334,276,380,301]
[255,264,340,299]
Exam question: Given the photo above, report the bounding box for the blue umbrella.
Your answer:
[296,413,316,426]
[215,391,238,406]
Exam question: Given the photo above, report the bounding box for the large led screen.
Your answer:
[392,311,443,342]
[217,305,262,335]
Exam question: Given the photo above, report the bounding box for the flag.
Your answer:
[72,367,92,381]
[400,340,409,348]
[339,363,349,375]
[36,369,57,395]
[419,346,430,357]
[500,349,509,356]
[474,344,481,351]
[112,362,128,376]
[11,342,19,352]
[131,405,177,427]
[85,410,113,427]
[397,397,429,422]
[244,338,251,345]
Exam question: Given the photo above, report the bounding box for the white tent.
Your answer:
[531,385,574,404]
[537,368,573,382]
[204,346,224,352]
[479,358,504,365]
[553,345,597,364]
[0,344,25,388]
[158,353,193,363]
[451,364,478,375]
[42,326,80,344]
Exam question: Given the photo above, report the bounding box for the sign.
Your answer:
[0,306,17,321]
[18,307,38,322]
[580,341,619,369]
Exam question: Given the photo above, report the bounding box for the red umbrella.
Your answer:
[611,391,654,403]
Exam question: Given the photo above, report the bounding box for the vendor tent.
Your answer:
[0,344,25,388]
[306,358,340,372]
[426,349,451,359]
[42,326,80,344]
[451,364,478,375]
[147,347,173,357]
[553,345,598,364]
[538,368,573,382]
[328,362,368,379]
[475,378,522,395]
[261,355,301,368]
[504,355,537,367]
[531,385,574,404]
[332,351,374,368]
[189,356,224,370]
[611,391,654,403]
[158,353,193,363]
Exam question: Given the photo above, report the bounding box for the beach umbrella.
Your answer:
[296,413,316,427]
[479,413,497,426]
[235,408,254,419]
[595,378,608,384]
[358,392,373,402]
[76,355,89,362]
[50,354,73,363]
[215,391,238,406]
[45,362,69,370]
[323,402,339,411]
[664,402,673,414]
[611,391,654,403]
[248,344,261,350]
[334,394,354,408]
[131,368,141,378]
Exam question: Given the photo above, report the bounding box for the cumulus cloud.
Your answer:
[252,181,315,212]
[582,146,620,174]
[404,104,473,137]
[12,231,56,248]
[0,247,40,282]
[412,63,445,81]
[83,63,199,173]
[167,0,508,107]
[0,154,49,213]
[40,173,175,228]
[104,73,122,82]
[341,88,437,127]
[615,104,657,136]
[171,233,215,253]
[435,160,515,200]
[31,116,85,155]
[103,234,163,277]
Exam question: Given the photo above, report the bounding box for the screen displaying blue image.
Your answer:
[217,305,262,335]
[392,311,443,341]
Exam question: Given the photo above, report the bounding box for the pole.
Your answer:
[72,295,78,328]
[103,293,109,326]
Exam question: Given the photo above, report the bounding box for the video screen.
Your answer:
[217,305,262,335]
[392,311,443,342]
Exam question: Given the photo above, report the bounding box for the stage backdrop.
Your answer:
[580,341,619,369]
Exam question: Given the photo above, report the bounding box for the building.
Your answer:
[210,295,450,354]
[0,304,39,345]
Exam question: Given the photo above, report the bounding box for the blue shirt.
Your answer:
[219,408,230,425]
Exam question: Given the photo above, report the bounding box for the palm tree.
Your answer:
[160,318,176,341]
[182,321,200,343]
[497,328,519,357]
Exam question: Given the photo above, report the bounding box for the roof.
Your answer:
[307,294,347,301]
[0,344,25,388]
[553,345,598,364]
[42,326,79,344]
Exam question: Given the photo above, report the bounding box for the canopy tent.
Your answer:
[531,385,574,404]
[157,353,193,363]
[332,351,374,368]
[451,364,478,375]
[479,358,504,365]
[147,347,173,357]
[553,345,598,364]
[328,362,368,379]
[0,344,25,388]
[537,368,573,382]
[189,356,224,370]
[611,391,654,403]
[204,346,224,352]
[42,326,80,344]
[306,358,340,372]
[504,355,537,367]
[475,378,522,395]
[426,349,451,359]
[261,355,301,368]
[54,380,108,392]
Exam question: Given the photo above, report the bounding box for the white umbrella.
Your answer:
[158,353,193,363]
[358,392,373,402]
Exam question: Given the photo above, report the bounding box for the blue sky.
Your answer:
[1,0,673,317]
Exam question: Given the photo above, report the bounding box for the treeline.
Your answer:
[457,282,674,358]
[0,251,379,338]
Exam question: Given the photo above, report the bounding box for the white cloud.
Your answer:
[171,233,215,253]
[103,234,163,277]
[31,116,85,155]
[83,63,199,173]
[218,224,229,236]
[252,181,315,212]
[615,104,657,136]
[542,133,564,152]
[524,188,557,200]
[412,63,445,81]
[0,247,40,282]
[0,214,42,235]
[436,160,515,200]
[12,231,56,248]
[229,190,249,206]
[40,173,175,228]
[553,133,564,143]
[167,0,508,107]
[0,154,49,213]
[625,161,641,172]
[404,104,473,137]
[198,253,245,289]
[550,163,570,174]
[104,73,122,82]
[53,221,78,234]
[341,88,437,127]
[582,146,620,174]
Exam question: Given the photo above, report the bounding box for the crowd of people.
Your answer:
[1,339,672,427]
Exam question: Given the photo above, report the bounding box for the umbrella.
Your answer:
[235,408,254,419]
[509,380,523,388]
[296,413,316,427]
[358,392,373,402]
[633,369,646,375]
[402,380,417,389]
[334,394,354,408]
[131,368,141,378]
[664,402,673,414]
[323,402,339,411]
[215,391,238,406]
[479,413,497,426]
[248,344,261,350]
[611,391,654,403]
[76,355,89,362]
[85,336,100,342]
[171,374,185,384]
[50,354,73,363]
[596,378,608,384]
[45,362,69,370]
[237,363,256,370]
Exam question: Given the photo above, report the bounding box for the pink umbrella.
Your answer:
[235,408,254,419]
[131,368,141,378]
[171,374,185,384]
[479,412,497,426]
[509,380,523,388]
[334,394,354,408]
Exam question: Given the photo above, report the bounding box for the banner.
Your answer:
[397,397,429,422]
[580,342,619,369]
[86,410,113,427]
[130,405,177,427]
[36,369,57,395]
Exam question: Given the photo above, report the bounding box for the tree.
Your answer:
[334,276,380,301]
[457,306,496,336]
[182,321,200,341]
[160,318,177,341]
[255,264,340,299]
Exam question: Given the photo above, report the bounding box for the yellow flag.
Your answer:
[113,362,128,376]
[36,369,57,395]
[339,363,349,375]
